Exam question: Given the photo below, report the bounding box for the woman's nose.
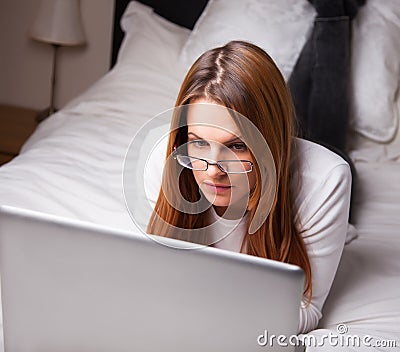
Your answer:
[206,163,225,177]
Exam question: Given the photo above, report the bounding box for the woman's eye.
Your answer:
[189,140,209,148]
[229,143,247,152]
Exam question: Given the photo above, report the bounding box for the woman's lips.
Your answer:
[203,182,232,194]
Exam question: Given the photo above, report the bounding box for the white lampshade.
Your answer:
[30,0,86,46]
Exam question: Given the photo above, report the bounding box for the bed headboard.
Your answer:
[111,0,209,67]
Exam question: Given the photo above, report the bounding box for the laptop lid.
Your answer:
[0,205,304,352]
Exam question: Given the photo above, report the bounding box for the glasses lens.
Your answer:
[219,161,253,173]
[176,155,207,170]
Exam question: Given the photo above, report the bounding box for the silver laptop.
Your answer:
[0,205,304,352]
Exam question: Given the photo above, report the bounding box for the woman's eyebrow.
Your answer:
[187,132,203,140]
[187,132,243,144]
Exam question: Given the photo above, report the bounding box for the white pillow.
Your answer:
[350,0,400,143]
[117,0,190,73]
[64,0,190,118]
[178,0,316,81]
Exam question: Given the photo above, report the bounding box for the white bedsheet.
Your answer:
[0,60,184,231]
[0,1,399,350]
[306,160,400,351]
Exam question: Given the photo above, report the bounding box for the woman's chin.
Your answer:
[206,196,230,208]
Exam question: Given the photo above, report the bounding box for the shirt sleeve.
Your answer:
[295,163,352,333]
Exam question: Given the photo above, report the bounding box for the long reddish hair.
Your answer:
[147,41,311,300]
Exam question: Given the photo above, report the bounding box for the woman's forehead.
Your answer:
[186,102,241,140]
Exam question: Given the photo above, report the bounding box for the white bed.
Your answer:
[0,1,399,350]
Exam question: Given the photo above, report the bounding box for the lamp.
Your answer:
[30,0,86,121]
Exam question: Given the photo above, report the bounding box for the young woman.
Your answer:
[146,41,352,333]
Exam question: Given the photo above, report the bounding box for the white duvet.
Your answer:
[0,1,399,350]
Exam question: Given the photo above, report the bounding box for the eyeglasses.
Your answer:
[173,154,254,174]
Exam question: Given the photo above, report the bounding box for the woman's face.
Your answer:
[185,99,256,216]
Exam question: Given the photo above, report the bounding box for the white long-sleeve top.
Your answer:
[142,135,352,334]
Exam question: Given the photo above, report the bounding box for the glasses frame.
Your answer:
[173,152,254,174]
